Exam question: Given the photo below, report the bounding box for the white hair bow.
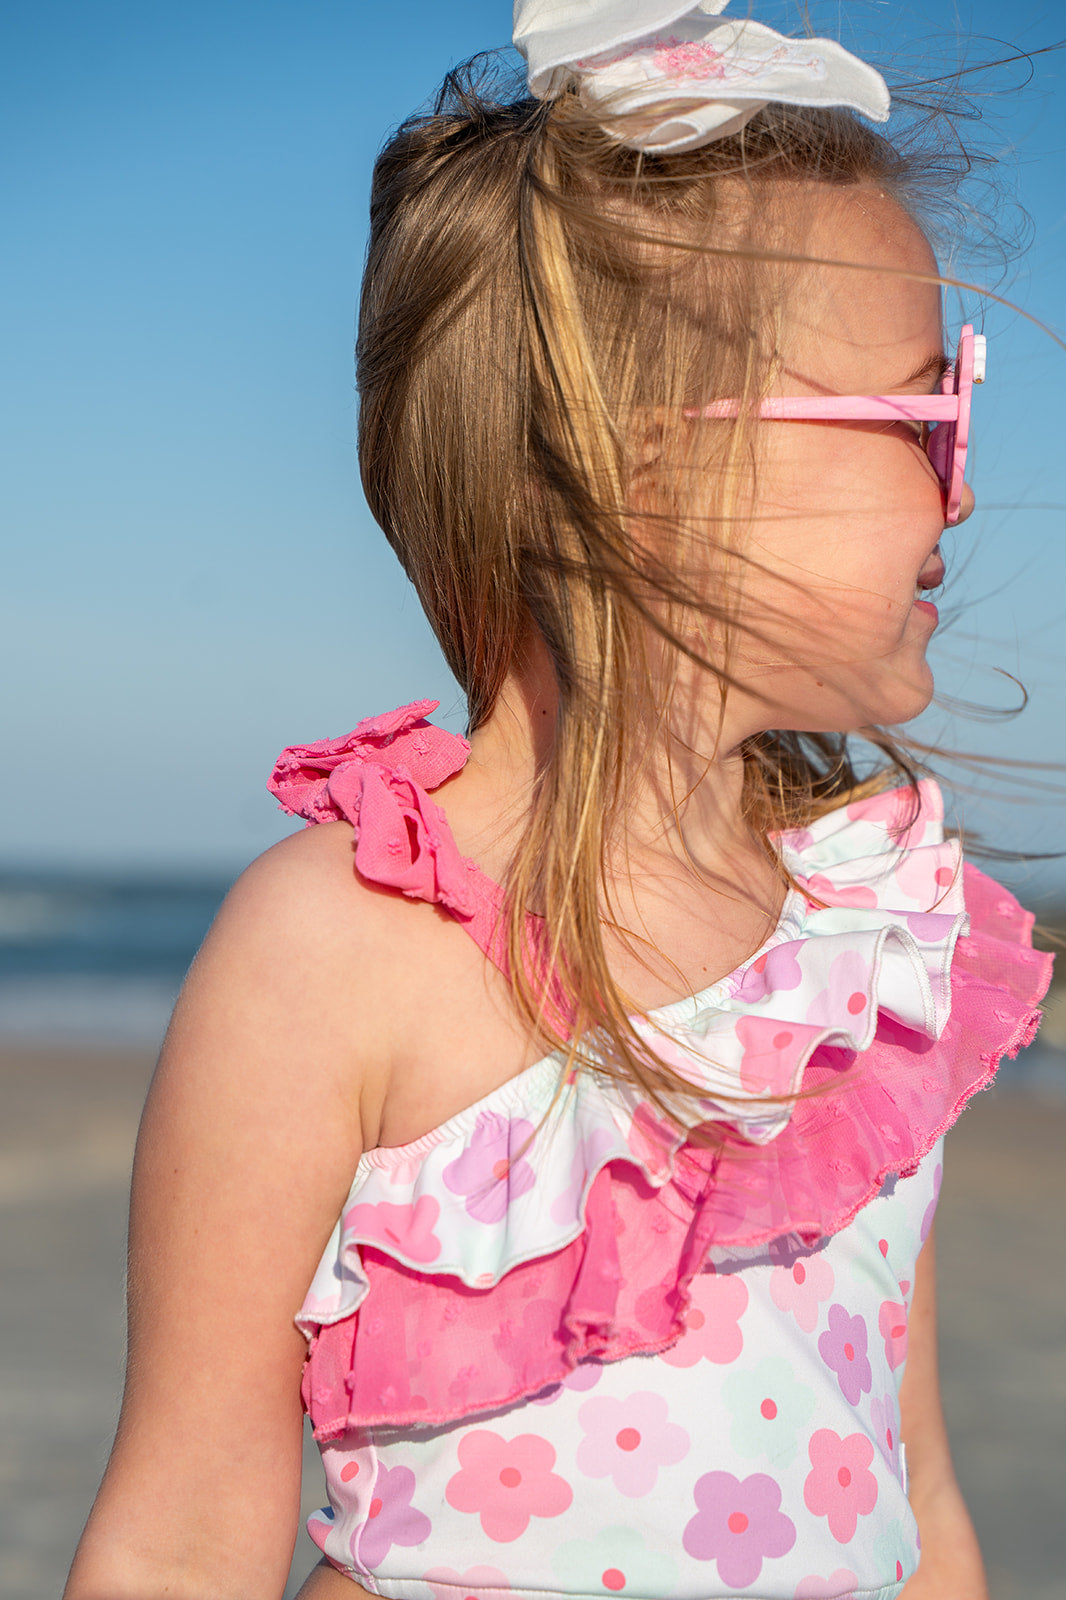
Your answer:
[512,0,890,152]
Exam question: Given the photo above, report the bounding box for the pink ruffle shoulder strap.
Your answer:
[268,699,487,922]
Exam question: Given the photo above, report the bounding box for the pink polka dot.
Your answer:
[499,1467,522,1488]
[753,954,768,972]
[772,1030,793,1050]
[886,1428,894,1449]
[896,1562,904,1581]
[847,991,867,1014]
[935,867,954,887]
[878,1239,889,1257]
[727,1511,749,1534]
[340,1461,360,1483]
[686,1308,706,1330]
[793,1262,806,1285]
[602,1571,626,1592]
[843,1343,854,1362]
[615,1428,641,1452]
[491,1159,510,1180]
[368,1497,383,1518]
[837,1468,851,1489]
[760,1398,778,1420]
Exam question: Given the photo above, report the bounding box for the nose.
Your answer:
[953,479,976,527]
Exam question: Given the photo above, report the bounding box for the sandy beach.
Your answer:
[2,1042,1064,1600]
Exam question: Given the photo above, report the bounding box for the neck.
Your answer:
[465,633,758,885]
[458,633,783,1004]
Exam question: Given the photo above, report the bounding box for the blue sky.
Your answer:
[2,1,1064,892]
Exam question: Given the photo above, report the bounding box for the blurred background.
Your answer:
[1,2,1064,1597]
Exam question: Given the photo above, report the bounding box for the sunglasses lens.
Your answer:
[926,421,955,488]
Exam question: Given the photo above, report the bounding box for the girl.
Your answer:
[65,4,1052,1598]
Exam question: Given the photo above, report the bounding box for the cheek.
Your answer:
[731,432,940,660]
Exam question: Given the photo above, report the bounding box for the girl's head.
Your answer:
[359,73,969,739]
[357,42,981,1106]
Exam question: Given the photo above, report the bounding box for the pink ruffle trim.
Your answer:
[300,863,1051,1438]
[267,700,481,920]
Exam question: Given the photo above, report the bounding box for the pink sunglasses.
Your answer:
[684,324,986,525]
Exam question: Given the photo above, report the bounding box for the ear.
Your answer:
[628,414,672,510]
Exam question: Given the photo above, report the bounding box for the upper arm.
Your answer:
[65,824,391,1600]
[898,1223,988,1598]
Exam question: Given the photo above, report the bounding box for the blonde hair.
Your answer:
[357,60,965,1125]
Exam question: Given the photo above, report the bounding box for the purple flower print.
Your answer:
[920,1161,943,1242]
[443,1112,536,1223]
[769,1251,834,1334]
[576,1391,690,1497]
[818,1305,872,1405]
[532,1358,602,1406]
[353,1462,431,1569]
[735,942,804,1003]
[683,1471,796,1587]
[803,1430,878,1544]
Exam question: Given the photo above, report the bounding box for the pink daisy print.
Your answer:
[878,1297,909,1371]
[342,1193,441,1264]
[445,1430,572,1543]
[625,1100,677,1181]
[869,1393,901,1474]
[660,1267,748,1367]
[803,950,872,1031]
[683,1471,796,1587]
[576,1391,690,1497]
[442,1112,536,1224]
[735,1013,806,1095]
[770,1251,834,1334]
[818,1305,873,1405]
[803,1430,879,1543]
[797,872,878,910]
[846,786,923,834]
[794,1570,859,1599]
[423,1566,510,1599]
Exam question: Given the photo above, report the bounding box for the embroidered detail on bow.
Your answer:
[513,2,890,154]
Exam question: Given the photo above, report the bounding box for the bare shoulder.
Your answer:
[64,822,417,1598]
[166,820,416,1123]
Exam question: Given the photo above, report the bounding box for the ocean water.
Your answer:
[0,868,1063,1097]
[0,870,229,1046]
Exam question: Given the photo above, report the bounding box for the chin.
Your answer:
[764,660,936,736]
